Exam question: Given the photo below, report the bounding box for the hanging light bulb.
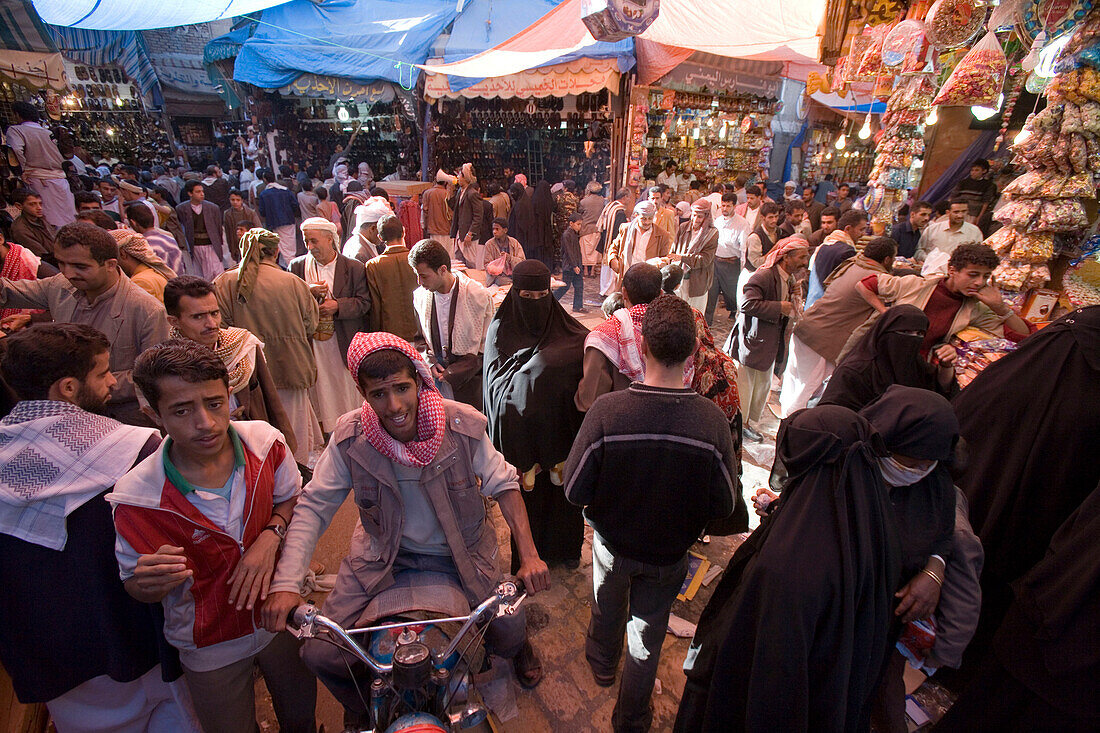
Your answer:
[858,112,872,140]
[835,132,847,150]
[971,93,1004,121]
[925,107,939,126]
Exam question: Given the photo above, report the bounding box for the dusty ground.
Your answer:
[258,277,786,732]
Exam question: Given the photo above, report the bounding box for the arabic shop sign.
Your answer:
[659,62,780,99]
[280,74,397,103]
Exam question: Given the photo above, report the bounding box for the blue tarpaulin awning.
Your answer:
[231,0,460,90]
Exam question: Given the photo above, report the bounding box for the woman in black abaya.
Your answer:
[820,304,957,412]
[943,305,1100,693]
[860,386,960,732]
[676,406,900,733]
[529,181,556,270]
[483,260,589,570]
[937,479,1100,731]
[507,182,534,253]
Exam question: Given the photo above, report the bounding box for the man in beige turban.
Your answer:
[290,217,370,434]
[214,228,322,463]
[110,228,176,302]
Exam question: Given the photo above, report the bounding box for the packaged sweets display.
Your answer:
[933,32,1007,106]
[925,0,988,48]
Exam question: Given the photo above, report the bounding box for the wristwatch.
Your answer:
[264,523,287,541]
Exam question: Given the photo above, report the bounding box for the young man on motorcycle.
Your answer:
[262,332,551,730]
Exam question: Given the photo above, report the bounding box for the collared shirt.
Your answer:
[916,220,983,261]
[891,218,923,258]
[713,213,750,259]
[163,426,247,525]
[629,227,652,266]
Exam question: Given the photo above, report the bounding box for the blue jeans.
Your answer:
[587,532,689,733]
[555,269,585,310]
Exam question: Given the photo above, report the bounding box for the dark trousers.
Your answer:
[587,532,688,732]
[704,258,740,325]
[184,631,316,733]
[555,270,585,311]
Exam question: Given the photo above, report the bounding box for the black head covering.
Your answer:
[813,239,855,284]
[528,181,556,255]
[483,260,589,471]
[862,385,958,577]
[862,384,957,460]
[820,305,940,412]
[951,306,1100,679]
[677,405,899,733]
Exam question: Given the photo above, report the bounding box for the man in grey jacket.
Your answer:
[261,333,550,730]
[0,221,169,425]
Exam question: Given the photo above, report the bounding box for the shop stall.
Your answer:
[424,60,618,185]
[626,54,782,191]
[54,60,177,165]
[817,0,1100,385]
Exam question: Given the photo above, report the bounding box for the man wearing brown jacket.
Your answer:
[606,201,672,295]
[213,228,320,463]
[365,215,420,342]
[163,275,297,456]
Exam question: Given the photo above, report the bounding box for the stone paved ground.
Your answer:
[258,275,787,732]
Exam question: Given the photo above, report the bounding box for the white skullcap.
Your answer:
[354,196,393,228]
[300,216,339,239]
[634,200,657,217]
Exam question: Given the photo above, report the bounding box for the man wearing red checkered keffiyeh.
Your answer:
[261,331,552,716]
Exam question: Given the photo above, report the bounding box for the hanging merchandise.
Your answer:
[856,26,888,78]
[924,0,989,49]
[1016,0,1095,50]
[883,20,927,67]
[932,31,1008,106]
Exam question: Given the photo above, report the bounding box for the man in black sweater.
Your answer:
[564,294,744,733]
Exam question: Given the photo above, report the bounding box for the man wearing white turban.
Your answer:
[290,217,371,434]
[343,197,393,264]
[604,200,672,294]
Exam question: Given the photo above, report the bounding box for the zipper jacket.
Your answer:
[108,420,300,671]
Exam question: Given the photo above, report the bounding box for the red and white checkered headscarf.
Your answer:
[346,332,445,467]
[761,235,810,270]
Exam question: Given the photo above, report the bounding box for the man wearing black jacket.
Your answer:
[565,295,744,733]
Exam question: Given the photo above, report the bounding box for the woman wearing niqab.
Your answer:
[820,304,957,412]
[528,181,556,270]
[675,405,900,732]
[483,260,589,569]
[860,385,960,732]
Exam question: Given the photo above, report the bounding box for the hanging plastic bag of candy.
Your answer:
[932,31,1008,106]
[857,27,887,79]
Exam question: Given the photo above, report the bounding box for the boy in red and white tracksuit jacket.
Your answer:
[109,419,316,732]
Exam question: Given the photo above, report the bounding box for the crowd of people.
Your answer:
[0,101,1097,733]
